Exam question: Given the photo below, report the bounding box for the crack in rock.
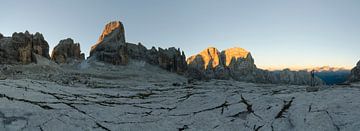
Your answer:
[325,110,340,131]
[178,125,189,131]
[102,120,159,125]
[275,97,295,119]
[0,93,54,110]
[229,95,262,120]
[253,124,264,131]
[0,111,28,126]
[63,103,111,131]
[193,101,229,115]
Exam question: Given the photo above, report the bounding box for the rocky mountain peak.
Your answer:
[89,21,187,74]
[0,31,50,64]
[309,66,349,72]
[187,47,221,69]
[51,38,84,64]
[221,47,252,66]
[97,21,125,44]
[90,21,125,57]
[187,46,323,85]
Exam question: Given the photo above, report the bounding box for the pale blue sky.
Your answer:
[1,0,359,69]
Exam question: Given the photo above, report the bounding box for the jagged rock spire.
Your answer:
[51,38,85,64]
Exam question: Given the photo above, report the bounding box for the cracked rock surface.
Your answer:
[1,60,360,131]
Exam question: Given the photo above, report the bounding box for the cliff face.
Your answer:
[0,31,50,64]
[89,21,128,65]
[349,60,360,82]
[187,47,323,85]
[187,47,256,80]
[89,21,187,74]
[51,38,85,64]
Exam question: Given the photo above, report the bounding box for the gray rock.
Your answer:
[89,21,187,74]
[187,47,323,85]
[90,21,128,65]
[187,47,255,80]
[0,31,50,64]
[51,38,84,64]
[187,47,225,79]
[349,60,360,82]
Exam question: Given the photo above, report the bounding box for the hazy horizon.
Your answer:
[1,0,359,69]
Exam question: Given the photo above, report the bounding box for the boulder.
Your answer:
[0,31,50,64]
[349,60,360,82]
[51,38,85,63]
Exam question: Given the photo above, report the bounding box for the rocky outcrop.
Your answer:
[0,31,50,64]
[187,47,221,70]
[187,47,256,80]
[349,60,360,82]
[187,47,323,85]
[89,21,187,73]
[90,21,128,65]
[221,47,257,80]
[156,47,187,73]
[256,69,323,85]
[51,38,85,63]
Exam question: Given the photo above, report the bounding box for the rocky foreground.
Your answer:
[0,60,360,131]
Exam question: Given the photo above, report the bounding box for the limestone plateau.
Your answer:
[0,21,360,130]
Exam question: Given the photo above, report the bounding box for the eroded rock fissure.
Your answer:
[275,97,295,119]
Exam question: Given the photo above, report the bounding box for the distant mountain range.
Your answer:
[309,66,350,85]
[305,66,350,72]
[262,66,351,85]
[264,66,350,72]
[1,20,358,85]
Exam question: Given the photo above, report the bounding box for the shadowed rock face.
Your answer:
[187,47,221,69]
[90,21,126,56]
[0,31,50,64]
[125,42,187,74]
[89,21,128,65]
[89,21,187,74]
[349,60,360,82]
[187,47,323,85]
[51,38,85,63]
